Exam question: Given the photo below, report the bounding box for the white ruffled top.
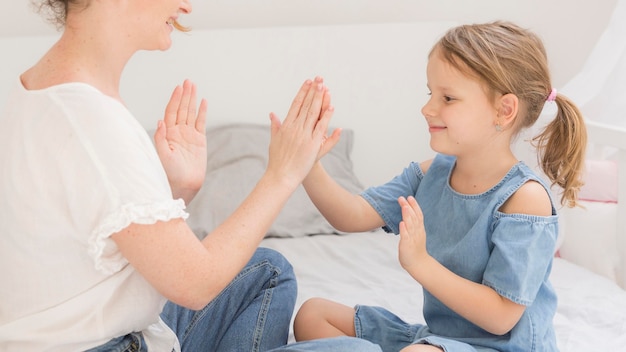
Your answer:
[0,79,186,351]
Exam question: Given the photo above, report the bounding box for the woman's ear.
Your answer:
[497,93,519,128]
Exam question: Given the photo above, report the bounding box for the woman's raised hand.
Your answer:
[154,79,208,203]
[267,77,338,188]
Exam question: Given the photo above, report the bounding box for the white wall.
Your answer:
[0,1,618,187]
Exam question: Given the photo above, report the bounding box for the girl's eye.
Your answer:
[443,96,454,102]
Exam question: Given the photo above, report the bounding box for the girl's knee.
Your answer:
[294,298,356,341]
[400,344,444,352]
[295,298,335,322]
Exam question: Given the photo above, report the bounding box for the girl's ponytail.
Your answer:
[532,93,587,207]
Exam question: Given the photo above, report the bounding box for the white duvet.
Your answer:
[261,231,626,351]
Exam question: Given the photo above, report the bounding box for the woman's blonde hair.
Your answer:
[432,21,587,208]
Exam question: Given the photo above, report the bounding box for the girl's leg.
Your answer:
[161,247,297,352]
[269,336,383,352]
[400,345,444,352]
[293,298,357,341]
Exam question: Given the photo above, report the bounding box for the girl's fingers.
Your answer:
[313,91,334,138]
[407,196,423,220]
[318,126,341,158]
[399,197,415,231]
[399,196,423,233]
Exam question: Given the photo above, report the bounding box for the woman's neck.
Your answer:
[21,18,134,102]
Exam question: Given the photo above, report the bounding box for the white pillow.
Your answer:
[558,200,620,283]
[578,159,618,203]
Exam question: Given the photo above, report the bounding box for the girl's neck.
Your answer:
[450,150,519,195]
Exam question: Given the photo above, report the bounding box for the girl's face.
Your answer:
[127,0,192,51]
[421,51,500,157]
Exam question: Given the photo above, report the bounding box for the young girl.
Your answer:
[293,21,587,352]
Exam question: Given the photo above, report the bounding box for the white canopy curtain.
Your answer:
[558,0,626,289]
[519,0,626,289]
[560,0,626,128]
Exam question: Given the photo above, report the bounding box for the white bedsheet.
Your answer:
[261,231,626,351]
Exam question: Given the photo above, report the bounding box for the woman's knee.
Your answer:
[252,247,297,306]
[254,247,294,277]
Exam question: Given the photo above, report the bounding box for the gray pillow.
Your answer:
[185,123,365,239]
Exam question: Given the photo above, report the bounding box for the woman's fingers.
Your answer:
[299,77,325,129]
[195,98,208,132]
[281,76,328,130]
[164,85,183,128]
[164,80,205,128]
[176,79,194,125]
[282,79,313,126]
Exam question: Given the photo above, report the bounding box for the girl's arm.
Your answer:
[303,161,384,233]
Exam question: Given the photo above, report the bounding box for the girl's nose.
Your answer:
[421,99,435,119]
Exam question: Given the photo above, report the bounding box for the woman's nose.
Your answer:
[180,0,192,14]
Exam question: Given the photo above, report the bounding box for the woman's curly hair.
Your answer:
[31,0,189,32]
[32,0,72,28]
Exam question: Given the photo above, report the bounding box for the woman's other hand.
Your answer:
[154,79,208,204]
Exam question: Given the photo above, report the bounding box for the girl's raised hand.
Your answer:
[398,196,429,273]
[154,79,208,203]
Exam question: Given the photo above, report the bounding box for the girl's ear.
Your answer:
[497,93,519,128]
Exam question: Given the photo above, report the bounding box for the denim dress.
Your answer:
[360,154,559,352]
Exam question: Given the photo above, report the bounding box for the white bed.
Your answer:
[184,122,626,352]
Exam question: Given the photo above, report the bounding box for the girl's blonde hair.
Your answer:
[432,21,587,208]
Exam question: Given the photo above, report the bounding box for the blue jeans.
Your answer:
[161,247,296,351]
[89,248,381,352]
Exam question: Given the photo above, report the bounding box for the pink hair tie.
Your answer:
[547,88,557,102]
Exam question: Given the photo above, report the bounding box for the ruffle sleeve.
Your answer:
[88,199,188,275]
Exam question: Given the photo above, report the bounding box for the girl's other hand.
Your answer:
[398,196,429,272]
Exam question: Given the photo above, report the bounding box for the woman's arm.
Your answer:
[113,78,334,310]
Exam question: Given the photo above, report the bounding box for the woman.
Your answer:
[0,1,382,351]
